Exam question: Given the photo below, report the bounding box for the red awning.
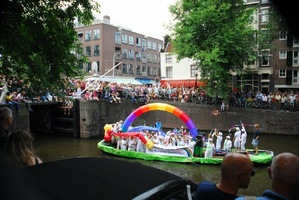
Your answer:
[160,80,205,87]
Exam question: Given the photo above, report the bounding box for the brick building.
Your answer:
[74,16,163,84]
[235,0,299,93]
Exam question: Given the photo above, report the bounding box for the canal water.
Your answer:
[34,133,299,196]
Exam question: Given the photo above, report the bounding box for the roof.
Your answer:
[1,157,197,200]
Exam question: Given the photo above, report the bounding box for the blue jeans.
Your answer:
[7,101,20,111]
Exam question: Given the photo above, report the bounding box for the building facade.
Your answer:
[236,0,299,93]
[74,16,163,84]
[160,42,203,88]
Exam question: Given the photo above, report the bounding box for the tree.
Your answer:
[169,0,257,98]
[0,0,100,94]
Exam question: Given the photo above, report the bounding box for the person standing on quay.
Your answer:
[252,124,260,155]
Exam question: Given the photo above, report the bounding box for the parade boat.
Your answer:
[98,103,274,165]
[98,139,274,165]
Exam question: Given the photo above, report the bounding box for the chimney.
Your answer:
[103,15,110,24]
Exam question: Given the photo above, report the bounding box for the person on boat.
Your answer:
[128,136,137,151]
[155,119,162,130]
[195,153,254,200]
[223,136,232,152]
[204,138,215,158]
[240,127,247,151]
[136,132,146,152]
[177,136,185,146]
[236,152,299,200]
[215,131,223,150]
[252,124,260,155]
[120,136,128,150]
[233,127,241,150]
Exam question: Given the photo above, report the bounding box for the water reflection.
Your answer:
[34,134,298,196]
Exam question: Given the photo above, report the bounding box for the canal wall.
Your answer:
[2,100,298,137]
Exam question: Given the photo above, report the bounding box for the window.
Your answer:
[122,34,127,43]
[78,33,83,43]
[147,40,152,49]
[279,70,286,78]
[158,44,163,51]
[136,51,141,61]
[85,30,91,41]
[261,0,270,4]
[152,42,157,50]
[115,32,121,44]
[122,63,128,74]
[152,67,157,76]
[191,65,198,77]
[128,50,134,59]
[293,51,299,66]
[93,29,100,40]
[147,66,151,76]
[128,64,134,74]
[279,31,287,40]
[129,36,134,45]
[122,49,127,58]
[260,8,269,23]
[86,46,91,56]
[94,45,100,56]
[166,54,172,63]
[142,53,147,63]
[279,51,286,59]
[293,70,299,85]
[166,67,173,78]
[86,62,91,72]
[136,65,141,75]
[147,54,151,62]
[142,39,146,52]
[142,66,147,76]
[136,37,141,46]
[152,55,157,63]
[293,37,299,47]
[261,51,269,66]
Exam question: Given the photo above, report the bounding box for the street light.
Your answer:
[195,73,198,88]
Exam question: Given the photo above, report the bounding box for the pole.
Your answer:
[78,62,122,97]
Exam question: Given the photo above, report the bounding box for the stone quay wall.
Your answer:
[3,100,298,138]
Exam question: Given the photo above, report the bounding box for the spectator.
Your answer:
[3,129,42,169]
[195,153,254,200]
[5,91,20,112]
[236,152,299,200]
[0,107,13,156]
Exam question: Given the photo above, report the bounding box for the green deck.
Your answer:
[98,140,273,165]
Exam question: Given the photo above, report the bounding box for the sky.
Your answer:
[94,0,177,40]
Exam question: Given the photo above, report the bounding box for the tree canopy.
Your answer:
[169,0,257,98]
[0,0,100,94]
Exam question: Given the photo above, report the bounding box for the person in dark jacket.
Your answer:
[0,107,13,156]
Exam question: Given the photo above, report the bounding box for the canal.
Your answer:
[34,133,299,196]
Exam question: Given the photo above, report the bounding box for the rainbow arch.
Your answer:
[122,103,198,138]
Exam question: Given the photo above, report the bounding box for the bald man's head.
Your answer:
[271,152,299,185]
[221,153,254,189]
[222,153,253,177]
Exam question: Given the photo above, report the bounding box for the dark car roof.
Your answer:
[1,157,196,200]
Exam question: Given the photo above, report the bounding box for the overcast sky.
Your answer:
[94,0,177,40]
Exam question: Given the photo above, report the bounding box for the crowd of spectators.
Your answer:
[1,75,298,112]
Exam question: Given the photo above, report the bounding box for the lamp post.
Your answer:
[195,73,198,88]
